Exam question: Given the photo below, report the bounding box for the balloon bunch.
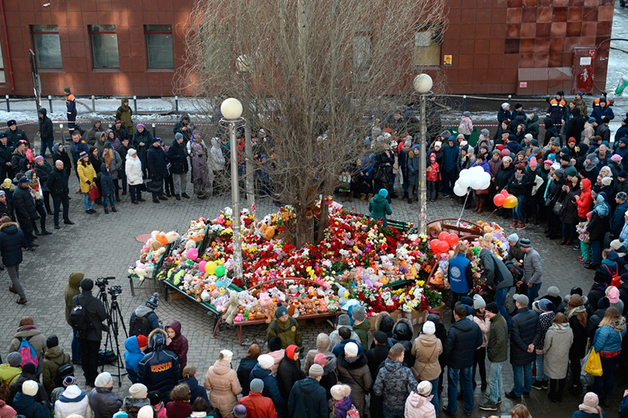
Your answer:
[492,189,518,209]
[198,260,227,277]
[429,231,460,254]
[453,167,492,197]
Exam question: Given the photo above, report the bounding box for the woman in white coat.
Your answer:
[125,148,144,204]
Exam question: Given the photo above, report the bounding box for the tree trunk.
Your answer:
[316,196,329,243]
[295,206,314,248]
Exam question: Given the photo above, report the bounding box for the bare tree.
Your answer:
[177,0,448,247]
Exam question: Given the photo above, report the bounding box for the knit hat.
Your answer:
[434,141,442,148]
[579,392,600,415]
[137,406,153,418]
[378,188,388,197]
[598,297,610,309]
[463,111,471,117]
[547,286,560,298]
[22,381,38,397]
[46,335,59,349]
[220,349,233,363]
[567,136,576,144]
[501,148,511,157]
[501,102,509,110]
[136,123,145,130]
[258,354,274,370]
[175,133,184,141]
[309,364,324,377]
[268,337,283,352]
[619,171,628,179]
[34,155,44,163]
[338,313,351,326]
[62,376,77,387]
[481,128,490,136]
[129,383,148,398]
[352,305,365,322]
[286,345,299,361]
[6,352,21,368]
[611,154,623,162]
[607,286,620,304]
[513,294,529,307]
[524,133,533,141]
[422,321,435,335]
[128,148,137,156]
[601,177,612,186]
[537,299,554,312]
[79,151,88,159]
[519,238,531,248]
[314,353,327,366]
[486,302,499,314]
[417,381,433,396]
[372,330,388,344]
[275,305,289,318]
[552,138,561,147]
[250,378,264,393]
[135,334,148,349]
[560,154,571,162]
[331,384,351,401]
[95,372,113,388]
[611,239,624,250]
[0,399,17,418]
[344,342,359,358]
[594,271,607,284]
[460,296,474,307]
[473,294,486,309]
[529,156,538,170]
[145,292,159,309]
[507,233,519,243]
[232,405,247,418]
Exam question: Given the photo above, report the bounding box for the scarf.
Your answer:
[594,195,610,217]
[578,403,600,415]
[566,305,586,320]
[515,172,524,181]
[611,317,627,332]
[585,157,599,171]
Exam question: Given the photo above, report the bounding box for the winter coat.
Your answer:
[6,129,29,149]
[494,164,515,190]
[406,153,420,186]
[42,346,71,396]
[203,359,241,418]
[404,392,436,418]
[458,115,473,136]
[487,313,509,362]
[611,200,628,237]
[238,392,278,418]
[572,411,609,418]
[567,307,588,359]
[372,358,418,412]
[13,392,48,418]
[12,185,37,222]
[125,155,143,186]
[113,396,150,418]
[8,371,47,405]
[192,153,210,190]
[72,289,107,343]
[77,162,96,193]
[411,333,442,381]
[124,336,144,383]
[330,396,353,418]
[444,317,482,370]
[85,120,103,146]
[577,179,593,219]
[266,317,302,349]
[165,401,191,418]
[0,222,24,267]
[179,376,209,407]
[442,143,459,173]
[523,247,543,286]
[507,172,528,196]
[129,306,161,336]
[353,320,370,349]
[0,364,21,387]
[249,364,283,413]
[366,345,388,383]
[588,209,610,242]
[566,110,586,143]
[276,356,305,410]
[546,99,566,127]
[593,321,627,354]
[497,108,512,124]
[543,323,573,379]
[473,313,491,347]
[510,308,540,366]
[167,140,188,174]
[37,109,54,143]
[34,161,53,193]
[332,339,365,359]
[592,105,614,125]
[64,272,83,326]
[98,164,115,197]
[369,194,392,226]
[55,385,92,418]
[329,326,361,351]
[8,325,46,373]
[209,139,225,172]
[237,357,258,396]
[88,387,123,418]
[137,329,181,401]
[336,353,372,417]
[132,129,152,164]
[115,100,134,134]
[288,377,328,418]
[146,145,168,180]
[165,320,188,371]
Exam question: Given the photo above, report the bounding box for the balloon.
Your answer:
[438,231,449,241]
[206,261,217,275]
[493,194,506,207]
[215,264,226,277]
[430,239,440,251]
[445,233,459,246]
[503,195,518,209]
[187,248,198,261]
[453,183,468,197]
[437,241,450,253]
[477,172,491,190]
[500,189,509,196]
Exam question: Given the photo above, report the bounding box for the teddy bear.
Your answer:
[223,291,241,325]
[128,261,146,281]
[265,300,277,323]
[165,231,180,244]
[258,222,277,240]
[201,289,211,303]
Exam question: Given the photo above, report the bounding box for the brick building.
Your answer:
[0,0,614,97]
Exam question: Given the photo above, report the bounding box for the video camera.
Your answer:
[95,276,116,291]
[108,285,123,297]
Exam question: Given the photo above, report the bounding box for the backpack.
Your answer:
[70,298,95,335]
[18,336,39,370]
[129,312,151,337]
[604,264,621,288]
[346,405,360,418]
[53,354,74,387]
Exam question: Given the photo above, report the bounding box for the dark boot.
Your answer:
[477,198,485,214]
[473,198,480,212]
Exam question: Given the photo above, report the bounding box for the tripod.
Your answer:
[97,284,128,386]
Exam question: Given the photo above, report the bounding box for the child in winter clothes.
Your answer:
[13,381,49,418]
[98,163,116,214]
[404,381,437,418]
[113,384,150,418]
[54,384,92,418]
[426,153,440,202]
[165,320,189,372]
[179,366,210,407]
[577,216,591,264]
[124,335,148,383]
[329,384,354,418]
[166,383,192,418]
[42,335,72,397]
[148,391,167,418]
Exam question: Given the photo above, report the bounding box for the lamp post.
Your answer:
[413,73,433,235]
[221,97,244,282]
[236,54,255,210]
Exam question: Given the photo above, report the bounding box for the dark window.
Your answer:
[31,25,62,69]
[145,25,174,69]
[89,25,119,69]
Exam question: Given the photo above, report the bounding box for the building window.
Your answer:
[0,48,5,83]
[31,25,62,69]
[353,35,371,82]
[145,25,174,69]
[89,25,119,69]
[413,25,442,66]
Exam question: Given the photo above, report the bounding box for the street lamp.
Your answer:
[236,54,255,211]
[221,97,244,282]
[413,73,433,235]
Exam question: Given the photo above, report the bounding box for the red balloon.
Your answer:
[445,233,459,247]
[437,241,450,253]
[500,189,509,196]
[430,239,440,251]
[438,231,448,241]
[493,194,506,207]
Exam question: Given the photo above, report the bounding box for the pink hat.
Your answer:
[314,353,327,366]
[501,148,511,157]
[544,159,553,165]
[611,154,623,163]
[607,286,620,304]
[529,156,538,170]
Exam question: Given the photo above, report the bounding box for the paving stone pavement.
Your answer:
[0,171,612,418]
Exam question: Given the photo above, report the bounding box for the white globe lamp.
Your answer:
[413,74,433,94]
[221,98,243,120]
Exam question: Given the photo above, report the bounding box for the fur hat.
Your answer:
[258,354,274,370]
[331,384,351,401]
[601,176,613,186]
[22,381,38,397]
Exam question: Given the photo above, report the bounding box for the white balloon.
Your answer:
[457,175,472,188]
[478,172,491,189]
[469,166,485,175]
[458,169,471,178]
[453,183,468,197]
[469,176,483,190]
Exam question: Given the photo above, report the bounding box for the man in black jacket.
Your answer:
[12,177,38,250]
[11,142,29,174]
[47,160,74,229]
[5,120,29,148]
[167,133,189,200]
[37,108,54,158]
[146,138,168,203]
[73,278,108,387]
[0,133,14,180]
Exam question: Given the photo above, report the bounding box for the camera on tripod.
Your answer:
[95,276,116,291]
[108,285,122,298]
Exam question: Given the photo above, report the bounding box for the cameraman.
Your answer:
[73,278,108,387]
[129,293,162,337]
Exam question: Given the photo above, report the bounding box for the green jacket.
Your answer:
[267,317,302,349]
[369,195,392,226]
[115,98,133,135]
[353,319,370,348]
[0,364,21,386]
[487,313,508,362]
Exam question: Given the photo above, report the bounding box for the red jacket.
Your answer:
[576,178,593,218]
[238,392,278,418]
[426,162,439,182]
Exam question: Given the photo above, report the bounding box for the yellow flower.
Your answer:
[418,280,425,287]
